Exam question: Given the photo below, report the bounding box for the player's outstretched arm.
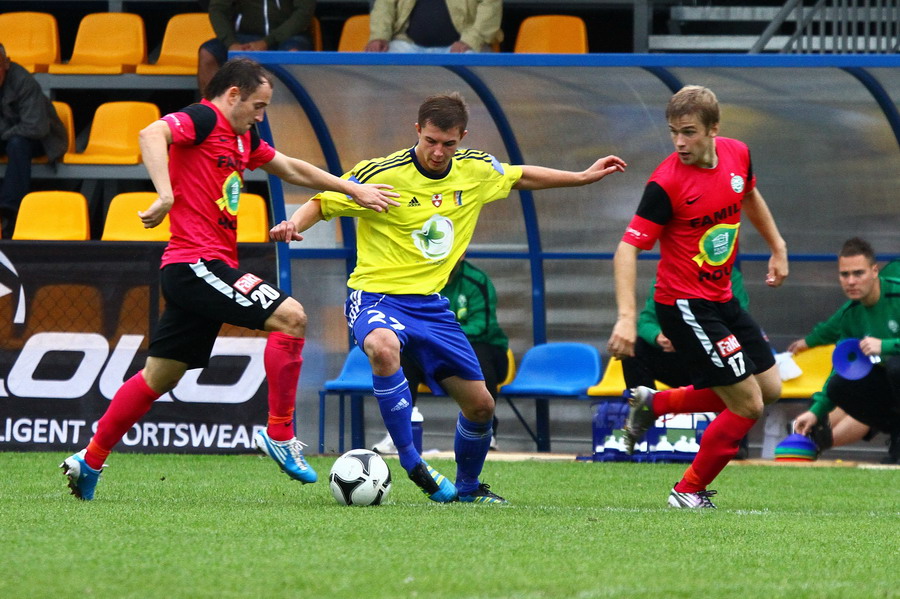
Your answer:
[269,199,324,242]
[743,187,788,287]
[513,155,627,190]
[607,241,641,359]
[262,152,399,212]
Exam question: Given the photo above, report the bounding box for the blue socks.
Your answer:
[454,413,493,495]
[373,370,419,472]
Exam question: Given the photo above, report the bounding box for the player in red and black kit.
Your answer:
[61,58,398,500]
[608,85,789,508]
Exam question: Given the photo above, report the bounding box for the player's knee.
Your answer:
[271,299,306,337]
[362,330,401,373]
[761,387,781,406]
[733,399,764,420]
[756,381,782,407]
[461,391,495,423]
[142,360,186,394]
[367,344,401,374]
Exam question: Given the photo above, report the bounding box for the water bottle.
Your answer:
[410,406,424,454]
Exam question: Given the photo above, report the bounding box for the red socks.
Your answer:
[264,332,305,442]
[653,386,726,416]
[675,409,756,493]
[85,371,161,470]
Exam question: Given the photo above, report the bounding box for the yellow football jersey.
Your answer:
[315,147,522,295]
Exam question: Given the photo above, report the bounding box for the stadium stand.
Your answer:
[587,357,671,402]
[337,14,370,52]
[48,12,147,74]
[63,101,160,165]
[12,191,90,240]
[50,101,76,158]
[318,346,375,453]
[780,345,835,402]
[513,15,589,53]
[319,346,515,452]
[135,12,214,75]
[236,193,270,243]
[499,343,602,451]
[0,12,60,73]
[101,192,171,241]
[310,16,324,52]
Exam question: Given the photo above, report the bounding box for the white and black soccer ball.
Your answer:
[329,449,392,506]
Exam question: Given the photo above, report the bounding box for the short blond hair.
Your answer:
[666,85,720,131]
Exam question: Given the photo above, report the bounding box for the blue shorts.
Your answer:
[344,290,483,391]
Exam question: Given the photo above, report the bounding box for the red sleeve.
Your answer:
[248,139,276,170]
[622,214,663,250]
[161,112,197,146]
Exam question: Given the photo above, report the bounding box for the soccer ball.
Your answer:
[329,449,392,506]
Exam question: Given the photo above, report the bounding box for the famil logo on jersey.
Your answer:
[215,172,242,216]
[693,223,739,266]
[716,334,742,357]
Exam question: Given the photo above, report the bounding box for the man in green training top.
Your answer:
[788,237,900,464]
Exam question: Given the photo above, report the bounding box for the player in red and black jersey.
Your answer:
[61,58,398,500]
[608,85,789,508]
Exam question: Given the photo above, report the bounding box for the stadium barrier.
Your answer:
[0,242,274,453]
[245,52,900,453]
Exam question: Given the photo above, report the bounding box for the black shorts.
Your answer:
[827,356,900,434]
[655,297,775,389]
[149,259,288,369]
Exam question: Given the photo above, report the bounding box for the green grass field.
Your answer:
[2,452,898,599]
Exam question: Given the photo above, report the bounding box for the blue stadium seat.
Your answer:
[499,342,602,452]
[318,346,373,454]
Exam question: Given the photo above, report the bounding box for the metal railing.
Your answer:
[753,0,900,53]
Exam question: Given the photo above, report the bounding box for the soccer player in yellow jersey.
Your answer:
[271,92,626,503]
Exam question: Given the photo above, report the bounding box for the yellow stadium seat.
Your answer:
[514,15,589,54]
[48,13,146,74]
[587,357,628,398]
[310,16,324,51]
[499,347,517,388]
[781,344,835,399]
[136,13,214,75]
[237,193,270,242]
[587,356,670,398]
[0,12,60,73]
[64,101,160,165]
[52,101,76,156]
[338,15,370,52]
[13,191,89,240]
[102,192,171,241]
